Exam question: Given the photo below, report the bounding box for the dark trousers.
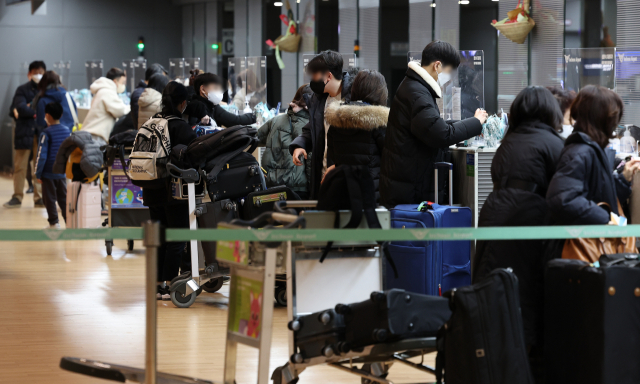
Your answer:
[41,178,67,225]
[148,203,189,282]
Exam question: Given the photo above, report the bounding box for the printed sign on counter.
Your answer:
[111,176,144,208]
[228,273,264,339]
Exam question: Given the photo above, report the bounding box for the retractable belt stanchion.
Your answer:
[143,220,161,384]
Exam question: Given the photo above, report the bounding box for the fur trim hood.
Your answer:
[325,102,389,130]
[408,61,441,98]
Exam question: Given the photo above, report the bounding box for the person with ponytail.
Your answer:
[141,81,197,300]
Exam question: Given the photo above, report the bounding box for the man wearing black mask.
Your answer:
[289,50,353,199]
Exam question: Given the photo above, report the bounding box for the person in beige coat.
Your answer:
[137,74,169,128]
[81,67,130,144]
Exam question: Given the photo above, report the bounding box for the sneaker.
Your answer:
[26,186,34,194]
[3,197,21,209]
[34,199,45,208]
[47,223,61,229]
[157,285,171,300]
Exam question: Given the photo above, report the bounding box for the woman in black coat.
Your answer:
[547,85,640,225]
[189,72,256,128]
[324,70,388,201]
[474,86,565,372]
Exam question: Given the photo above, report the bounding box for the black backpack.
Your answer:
[316,165,397,276]
[104,129,138,172]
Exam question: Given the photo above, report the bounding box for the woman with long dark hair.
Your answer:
[141,81,197,300]
[474,86,566,377]
[34,71,77,135]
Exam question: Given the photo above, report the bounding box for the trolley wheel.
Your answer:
[127,240,134,251]
[202,278,224,293]
[170,289,197,308]
[275,285,287,307]
[105,240,113,256]
[360,363,389,384]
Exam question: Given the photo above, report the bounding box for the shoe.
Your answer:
[47,223,61,229]
[157,285,171,300]
[26,186,34,194]
[3,197,21,209]
[34,199,45,208]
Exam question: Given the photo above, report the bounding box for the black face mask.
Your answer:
[309,77,329,95]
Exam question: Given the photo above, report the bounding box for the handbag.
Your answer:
[562,201,636,263]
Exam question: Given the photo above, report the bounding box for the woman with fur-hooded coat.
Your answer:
[324,69,390,201]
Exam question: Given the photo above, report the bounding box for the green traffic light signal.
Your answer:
[138,43,145,50]
[211,43,219,50]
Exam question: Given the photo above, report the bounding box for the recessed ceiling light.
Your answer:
[459,0,470,3]
[430,2,436,7]
[274,1,283,6]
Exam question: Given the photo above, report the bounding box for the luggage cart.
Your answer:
[271,201,439,384]
[103,146,149,256]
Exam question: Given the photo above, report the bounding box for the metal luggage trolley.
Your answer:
[271,201,438,384]
[104,146,149,255]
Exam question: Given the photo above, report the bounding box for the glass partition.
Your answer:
[184,57,201,77]
[169,58,186,82]
[53,61,71,89]
[228,57,247,112]
[302,53,358,83]
[122,59,146,95]
[245,56,267,110]
[615,48,640,125]
[85,60,103,88]
[563,48,616,92]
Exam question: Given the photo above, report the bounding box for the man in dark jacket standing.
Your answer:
[4,60,46,208]
[289,51,353,199]
[380,41,487,208]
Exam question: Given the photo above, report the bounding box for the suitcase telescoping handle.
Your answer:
[433,162,453,206]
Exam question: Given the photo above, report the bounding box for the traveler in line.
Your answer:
[81,67,130,146]
[289,50,354,199]
[4,60,46,209]
[257,84,313,199]
[547,85,576,139]
[473,86,566,379]
[137,73,169,129]
[131,63,167,127]
[380,41,488,207]
[35,102,71,228]
[191,73,256,127]
[324,69,389,202]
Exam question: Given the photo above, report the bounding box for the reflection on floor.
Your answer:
[0,175,434,383]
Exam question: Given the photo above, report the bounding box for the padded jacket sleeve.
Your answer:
[546,149,610,225]
[257,118,273,146]
[13,86,36,118]
[410,95,483,148]
[35,131,48,179]
[36,98,47,131]
[103,92,130,119]
[289,120,312,154]
[213,104,256,127]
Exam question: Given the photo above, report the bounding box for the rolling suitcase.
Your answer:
[288,308,347,362]
[196,199,239,264]
[545,256,640,384]
[206,152,266,202]
[386,162,472,295]
[435,268,534,384]
[241,186,300,220]
[66,180,102,228]
[335,289,451,351]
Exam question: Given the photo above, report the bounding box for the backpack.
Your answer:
[127,115,179,188]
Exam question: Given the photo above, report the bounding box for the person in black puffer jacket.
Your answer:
[190,72,256,128]
[547,85,640,226]
[324,69,388,202]
[380,41,487,208]
[141,82,197,300]
[473,86,565,379]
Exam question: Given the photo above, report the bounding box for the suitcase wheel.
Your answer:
[291,353,304,364]
[287,319,301,331]
[322,345,335,357]
[334,304,351,315]
[370,291,387,304]
[319,311,332,325]
[337,341,351,353]
[372,329,388,342]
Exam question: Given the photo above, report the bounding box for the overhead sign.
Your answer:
[222,29,234,56]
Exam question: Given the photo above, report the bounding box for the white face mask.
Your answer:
[32,74,43,84]
[117,83,126,94]
[207,91,224,105]
[436,64,452,87]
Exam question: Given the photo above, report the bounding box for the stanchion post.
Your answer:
[143,220,161,384]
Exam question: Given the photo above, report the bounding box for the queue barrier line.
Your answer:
[2,225,640,242]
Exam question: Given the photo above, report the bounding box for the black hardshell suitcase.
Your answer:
[436,268,534,384]
[335,289,451,352]
[206,152,265,202]
[288,308,346,362]
[545,256,640,384]
[196,199,239,264]
[241,186,300,220]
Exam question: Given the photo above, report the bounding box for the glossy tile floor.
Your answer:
[0,175,434,383]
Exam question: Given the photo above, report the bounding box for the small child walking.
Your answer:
[36,102,71,228]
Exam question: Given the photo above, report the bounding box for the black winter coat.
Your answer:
[190,95,256,128]
[289,71,353,199]
[547,132,632,225]
[142,113,198,207]
[474,121,565,349]
[10,80,38,149]
[380,62,482,208]
[325,102,387,200]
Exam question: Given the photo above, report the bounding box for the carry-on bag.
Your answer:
[185,125,257,168]
[206,152,265,202]
[288,308,346,361]
[196,199,239,264]
[435,268,534,384]
[545,256,640,384]
[67,180,102,229]
[128,115,179,188]
[241,186,300,220]
[335,289,451,352]
[387,162,472,296]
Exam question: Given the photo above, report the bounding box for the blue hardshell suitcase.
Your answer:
[385,163,472,296]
